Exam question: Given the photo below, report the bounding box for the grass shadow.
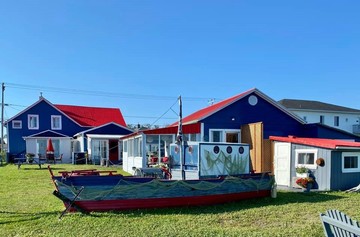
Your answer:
[0,210,61,225]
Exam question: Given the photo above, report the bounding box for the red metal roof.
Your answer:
[270,136,360,149]
[120,123,201,140]
[175,89,254,125]
[55,104,126,127]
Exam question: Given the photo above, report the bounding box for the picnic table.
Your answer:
[58,169,117,178]
[14,157,45,169]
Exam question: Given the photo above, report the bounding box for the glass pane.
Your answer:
[298,153,315,165]
[37,139,47,157]
[29,116,38,128]
[212,131,222,142]
[226,133,239,143]
[52,139,60,157]
[344,156,358,169]
[160,135,172,158]
[123,141,127,152]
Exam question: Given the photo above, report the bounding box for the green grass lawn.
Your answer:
[0,163,359,237]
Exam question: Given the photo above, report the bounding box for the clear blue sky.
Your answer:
[1,1,359,128]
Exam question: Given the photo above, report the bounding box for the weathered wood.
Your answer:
[320,209,360,237]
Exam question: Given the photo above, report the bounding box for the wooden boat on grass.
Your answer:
[49,166,274,213]
[49,97,275,215]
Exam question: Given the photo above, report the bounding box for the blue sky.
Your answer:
[1,1,359,128]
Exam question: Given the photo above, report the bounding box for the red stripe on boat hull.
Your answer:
[68,190,271,212]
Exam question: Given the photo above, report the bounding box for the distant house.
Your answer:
[5,96,133,163]
[271,136,360,191]
[122,88,360,174]
[278,99,360,135]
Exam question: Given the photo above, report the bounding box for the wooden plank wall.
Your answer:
[241,122,263,172]
[241,122,274,174]
[263,139,273,174]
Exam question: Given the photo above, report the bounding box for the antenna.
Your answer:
[208,98,215,105]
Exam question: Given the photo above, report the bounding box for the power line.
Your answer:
[3,82,222,125]
[5,82,221,102]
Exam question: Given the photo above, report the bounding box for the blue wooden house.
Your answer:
[271,136,360,191]
[5,96,133,163]
[122,88,360,174]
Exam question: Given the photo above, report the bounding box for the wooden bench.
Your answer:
[320,209,360,237]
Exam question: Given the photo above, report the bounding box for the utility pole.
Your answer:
[1,83,4,152]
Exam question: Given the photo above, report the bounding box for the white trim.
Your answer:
[28,114,39,130]
[342,152,360,173]
[86,134,125,139]
[336,146,360,150]
[295,149,318,169]
[209,129,241,143]
[12,120,22,129]
[74,122,133,137]
[201,123,204,142]
[23,129,69,138]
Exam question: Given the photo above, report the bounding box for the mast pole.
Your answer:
[177,96,184,180]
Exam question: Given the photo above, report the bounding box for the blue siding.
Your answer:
[330,151,360,190]
[8,100,85,155]
[84,124,133,136]
[303,124,360,141]
[201,93,304,141]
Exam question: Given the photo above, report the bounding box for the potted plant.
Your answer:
[296,177,314,192]
[296,166,309,177]
[25,153,35,163]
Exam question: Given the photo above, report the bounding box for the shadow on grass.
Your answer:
[20,167,66,171]
[85,191,345,218]
[0,210,60,225]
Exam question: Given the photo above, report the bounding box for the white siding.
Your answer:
[290,110,360,134]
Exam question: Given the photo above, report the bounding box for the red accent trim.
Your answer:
[143,123,201,135]
[68,190,271,212]
[48,165,59,191]
[270,136,360,149]
[121,123,201,140]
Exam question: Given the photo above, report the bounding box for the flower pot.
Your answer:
[303,183,313,192]
[296,173,309,178]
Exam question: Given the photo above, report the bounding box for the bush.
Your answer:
[296,166,309,174]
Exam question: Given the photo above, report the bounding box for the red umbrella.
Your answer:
[46,138,54,153]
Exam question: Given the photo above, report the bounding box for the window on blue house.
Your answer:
[51,115,62,130]
[28,115,39,130]
[342,152,360,173]
[12,120,22,129]
[210,129,240,143]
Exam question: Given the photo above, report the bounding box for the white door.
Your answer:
[274,142,291,186]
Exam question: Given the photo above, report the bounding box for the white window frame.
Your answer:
[12,120,22,129]
[209,129,241,143]
[342,152,360,173]
[295,149,317,169]
[51,115,62,130]
[28,114,39,130]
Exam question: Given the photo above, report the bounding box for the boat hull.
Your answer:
[66,190,270,212]
[51,170,274,213]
